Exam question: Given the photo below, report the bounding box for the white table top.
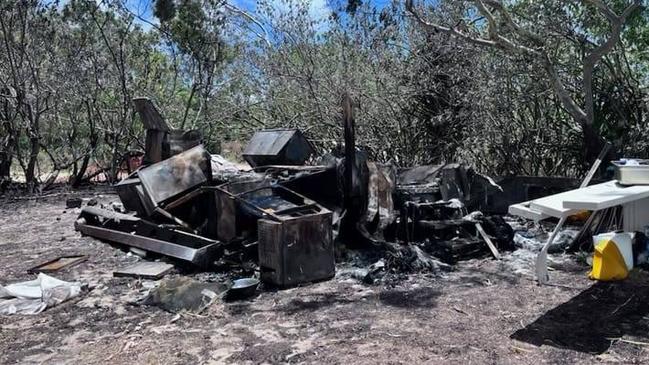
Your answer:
[508,201,550,221]
[562,180,649,211]
[520,180,649,218]
[529,190,581,218]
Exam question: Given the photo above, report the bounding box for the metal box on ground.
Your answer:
[258,210,334,288]
[218,183,335,287]
[243,129,315,167]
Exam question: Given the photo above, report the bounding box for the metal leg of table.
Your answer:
[535,216,567,285]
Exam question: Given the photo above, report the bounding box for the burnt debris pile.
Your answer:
[75,97,514,288]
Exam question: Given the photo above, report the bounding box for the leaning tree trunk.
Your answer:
[71,154,90,188]
[71,132,99,188]
[71,103,98,188]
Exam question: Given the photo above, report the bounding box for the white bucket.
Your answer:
[593,232,635,270]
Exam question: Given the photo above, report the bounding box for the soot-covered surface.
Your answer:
[1,191,648,364]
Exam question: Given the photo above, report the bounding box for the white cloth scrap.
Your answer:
[0,274,82,315]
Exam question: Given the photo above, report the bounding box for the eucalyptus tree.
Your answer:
[407,0,644,166]
[227,0,480,165]
[0,1,62,190]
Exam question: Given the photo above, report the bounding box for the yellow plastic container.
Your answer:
[589,232,634,281]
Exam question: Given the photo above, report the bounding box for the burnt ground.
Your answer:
[1,191,649,364]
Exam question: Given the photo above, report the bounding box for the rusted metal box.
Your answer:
[258,211,334,287]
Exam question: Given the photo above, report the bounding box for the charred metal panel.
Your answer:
[136,184,156,216]
[133,97,170,131]
[258,220,283,284]
[138,145,210,206]
[75,207,220,267]
[134,97,170,164]
[164,129,203,158]
[214,179,272,242]
[115,177,147,215]
[397,164,443,185]
[76,223,217,267]
[144,129,167,164]
[439,164,470,201]
[279,167,341,209]
[215,188,238,242]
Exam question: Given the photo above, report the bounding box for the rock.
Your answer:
[87,198,98,206]
[140,277,227,313]
[66,197,83,208]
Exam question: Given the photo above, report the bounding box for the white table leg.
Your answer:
[535,216,567,285]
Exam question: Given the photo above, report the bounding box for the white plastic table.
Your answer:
[508,180,649,283]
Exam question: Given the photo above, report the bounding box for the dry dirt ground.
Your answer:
[2,190,649,364]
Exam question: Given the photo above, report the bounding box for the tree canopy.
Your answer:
[0,0,647,191]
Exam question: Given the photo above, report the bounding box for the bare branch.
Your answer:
[473,1,498,39]
[582,0,620,22]
[223,3,272,48]
[407,0,540,55]
[482,0,545,46]
[581,0,642,126]
[584,0,642,64]
[405,0,497,48]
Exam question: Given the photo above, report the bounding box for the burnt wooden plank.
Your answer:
[28,255,88,273]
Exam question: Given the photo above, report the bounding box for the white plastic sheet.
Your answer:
[0,274,82,315]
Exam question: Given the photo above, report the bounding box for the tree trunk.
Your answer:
[1,92,17,188]
[71,154,91,188]
[24,135,39,192]
[0,150,11,187]
[71,100,98,188]
[0,126,14,185]
[582,122,610,165]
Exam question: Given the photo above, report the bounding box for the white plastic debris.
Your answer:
[0,274,83,315]
[210,154,242,177]
[620,158,640,166]
[513,228,579,252]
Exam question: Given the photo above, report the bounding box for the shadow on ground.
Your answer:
[511,272,649,354]
[280,292,358,314]
[378,287,441,308]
